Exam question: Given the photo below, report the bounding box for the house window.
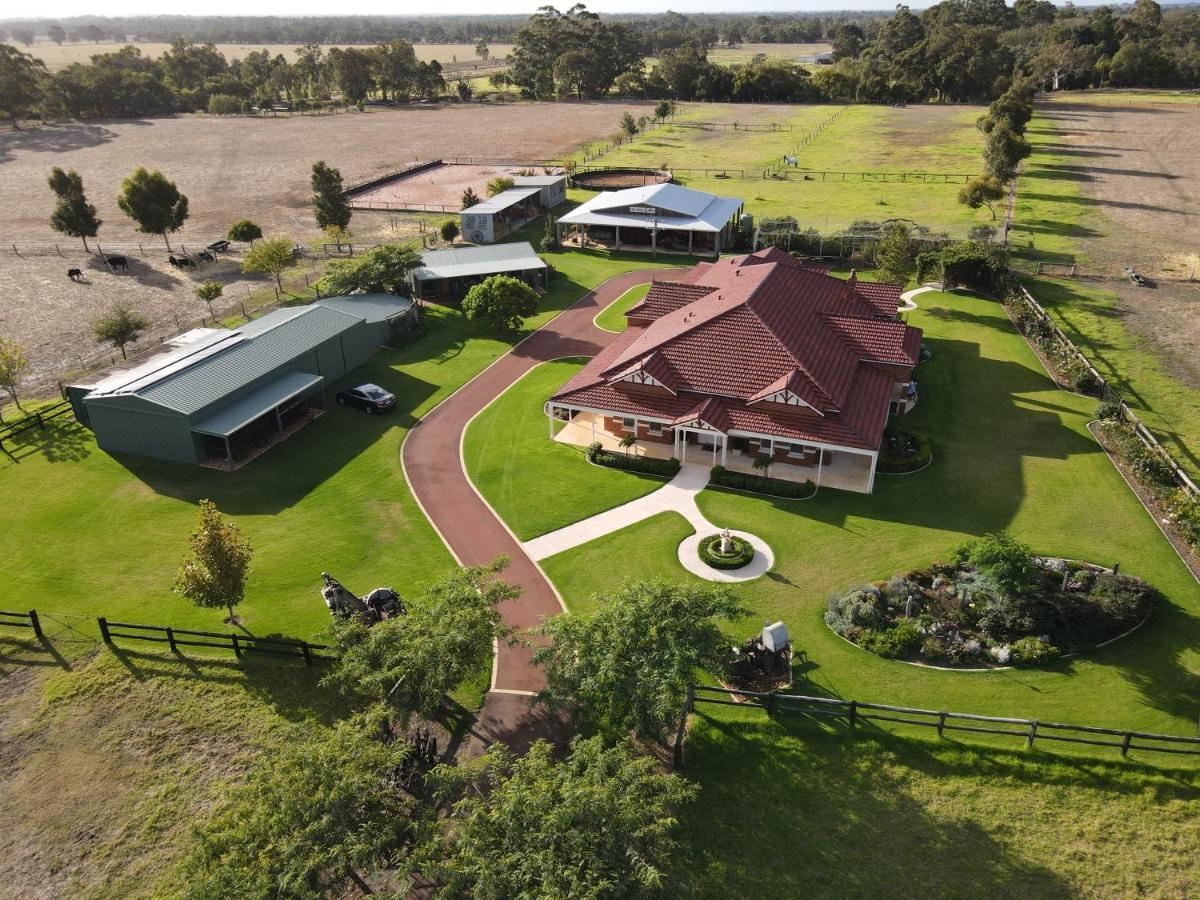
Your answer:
[786,442,808,458]
[621,417,635,432]
[758,439,774,455]
[647,422,663,435]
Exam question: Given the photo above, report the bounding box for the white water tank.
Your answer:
[762,621,789,652]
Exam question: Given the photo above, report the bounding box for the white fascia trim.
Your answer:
[550,401,673,426]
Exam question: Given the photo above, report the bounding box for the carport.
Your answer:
[191,371,326,469]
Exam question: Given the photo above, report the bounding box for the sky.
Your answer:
[10,1,914,19]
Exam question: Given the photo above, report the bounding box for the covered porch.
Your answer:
[723,446,876,494]
[559,223,719,257]
[194,372,326,471]
[550,409,675,460]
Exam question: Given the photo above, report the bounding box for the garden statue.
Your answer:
[720,527,733,555]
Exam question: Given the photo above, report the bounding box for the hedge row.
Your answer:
[709,465,814,498]
[1094,411,1200,554]
[698,534,754,570]
[1010,304,1101,395]
[586,443,681,478]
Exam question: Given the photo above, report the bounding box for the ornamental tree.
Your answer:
[48,167,101,251]
[241,236,294,290]
[461,274,539,332]
[0,336,31,418]
[184,711,419,898]
[959,175,1005,220]
[317,243,421,296]
[439,220,459,244]
[91,303,150,360]
[323,558,516,720]
[226,219,262,244]
[875,222,916,287]
[534,579,748,742]
[426,736,695,898]
[194,281,223,318]
[174,499,253,624]
[117,167,189,250]
[485,176,514,197]
[460,187,480,209]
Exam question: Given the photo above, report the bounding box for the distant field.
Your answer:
[706,41,831,65]
[3,40,514,71]
[593,102,991,233]
[1041,89,1200,107]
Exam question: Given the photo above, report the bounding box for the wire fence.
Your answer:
[675,685,1200,769]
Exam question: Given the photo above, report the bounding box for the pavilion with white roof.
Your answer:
[556,183,744,257]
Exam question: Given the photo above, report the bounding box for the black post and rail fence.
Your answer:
[0,607,330,666]
[673,685,1200,770]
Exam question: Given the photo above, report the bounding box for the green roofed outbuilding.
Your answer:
[67,294,415,470]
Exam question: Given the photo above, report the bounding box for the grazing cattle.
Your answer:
[105,255,128,271]
[67,268,83,281]
[198,250,215,263]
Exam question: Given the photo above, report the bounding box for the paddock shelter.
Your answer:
[410,242,548,301]
[67,294,415,469]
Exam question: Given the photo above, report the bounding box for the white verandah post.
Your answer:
[548,404,555,439]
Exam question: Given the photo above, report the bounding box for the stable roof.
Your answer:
[463,186,542,215]
[411,242,547,283]
[558,183,743,233]
[191,371,323,437]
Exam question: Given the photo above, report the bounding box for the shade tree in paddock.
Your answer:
[48,168,102,252]
[0,337,32,419]
[241,237,296,291]
[116,167,190,251]
[174,499,253,625]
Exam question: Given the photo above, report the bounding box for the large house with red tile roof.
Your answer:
[547,247,923,494]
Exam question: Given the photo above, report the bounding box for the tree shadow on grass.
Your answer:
[0,121,119,164]
[0,420,93,466]
[107,644,342,725]
[673,714,1075,898]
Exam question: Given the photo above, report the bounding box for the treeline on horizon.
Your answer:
[0,1,1198,125]
[0,11,872,48]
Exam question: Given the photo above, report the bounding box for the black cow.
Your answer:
[197,250,215,263]
[106,255,128,271]
[67,268,83,281]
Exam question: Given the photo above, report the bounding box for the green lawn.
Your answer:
[463,358,669,541]
[593,282,651,332]
[0,243,685,643]
[593,104,992,234]
[1013,107,1200,481]
[525,286,1200,894]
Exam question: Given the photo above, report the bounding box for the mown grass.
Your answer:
[537,287,1200,737]
[1013,106,1200,480]
[526,286,1200,894]
[593,282,651,332]
[463,358,669,541]
[594,104,992,233]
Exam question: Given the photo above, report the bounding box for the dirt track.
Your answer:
[1034,98,1200,386]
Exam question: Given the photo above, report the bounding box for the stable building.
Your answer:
[410,242,548,301]
[556,183,744,257]
[459,174,567,244]
[67,294,415,470]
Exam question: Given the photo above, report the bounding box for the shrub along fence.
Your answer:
[675,684,1200,769]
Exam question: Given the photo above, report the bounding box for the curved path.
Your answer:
[402,268,680,748]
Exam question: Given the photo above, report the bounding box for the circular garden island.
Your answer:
[824,533,1158,668]
[878,425,932,474]
[699,532,755,570]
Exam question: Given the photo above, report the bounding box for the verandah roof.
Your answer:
[191,371,323,437]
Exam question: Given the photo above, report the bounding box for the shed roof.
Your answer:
[314,293,414,323]
[463,186,542,215]
[513,175,566,187]
[412,241,547,283]
[558,183,742,233]
[191,371,324,437]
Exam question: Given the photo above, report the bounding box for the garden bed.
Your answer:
[587,442,681,478]
[698,534,755,570]
[824,533,1159,668]
[877,426,932,474]
[709,465,815,499]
